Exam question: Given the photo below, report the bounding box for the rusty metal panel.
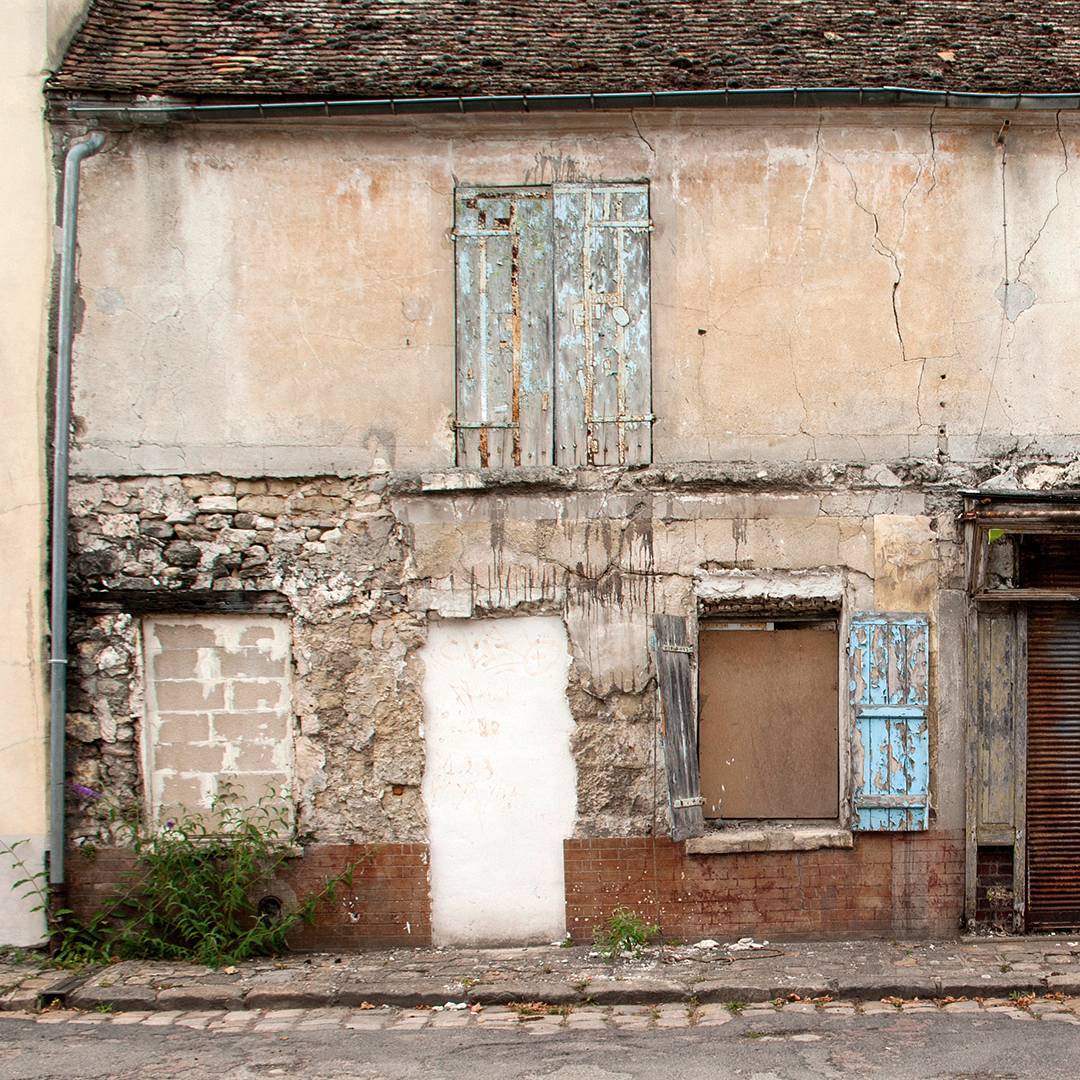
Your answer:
[975,608,1022,843]
[1026,603,1080,928]
[454,187,553,468]
[698,622,839,820]
[651,614,704,841]
[849,614,930,831]
[554,183,652,467]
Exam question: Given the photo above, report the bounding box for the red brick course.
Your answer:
[65,842,432,950]
[66,832,964,948]
[564,832,965,941]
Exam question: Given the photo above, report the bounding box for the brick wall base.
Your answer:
[65,832,965,949]
[65,842,432,950]
[565,832,965,940]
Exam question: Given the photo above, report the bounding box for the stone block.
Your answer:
[69,985,158,1012]
[198,496,238,512]
[467,983,578,1006]
[833,975,938,1000]
[218,772,289,806]
[151,649,202,681]
[230,743,280,772]
[239,626,277,647]
[156,741,226,773]
[156,984,245,1010]
[584,980,687,1005]
[230,680,285,711]
[692,981,775,1004]
[153,680,225,712]
[219,649,285,679]
[150,622,217,649]
[156,712,212,745]
[163,541,202,568]
[212,711,289,743]
[237,495,286,515]
[243,984,335,1010]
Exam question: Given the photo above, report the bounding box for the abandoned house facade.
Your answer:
[29,1,1080,946]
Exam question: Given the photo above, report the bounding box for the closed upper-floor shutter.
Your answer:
[553,183,652,467]
[454,187,554,468]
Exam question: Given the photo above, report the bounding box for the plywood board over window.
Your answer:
[698,620,839,820]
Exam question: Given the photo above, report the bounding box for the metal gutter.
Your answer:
[50,131,105,892]
[55,85,1080,122]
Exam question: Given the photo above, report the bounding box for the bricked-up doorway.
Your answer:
[420,617,577,945]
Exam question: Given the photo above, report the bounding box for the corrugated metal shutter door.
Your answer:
[1027,603,1080,929]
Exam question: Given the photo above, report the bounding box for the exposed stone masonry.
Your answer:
[65,455,1079,850]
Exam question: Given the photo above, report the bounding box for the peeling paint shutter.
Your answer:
[652,614,705,841]
[455,187,554,468]
[848,614,930,831]
[554,183,652,467]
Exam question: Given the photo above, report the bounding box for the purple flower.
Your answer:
[164,819,176,830]
[71,783,101,800]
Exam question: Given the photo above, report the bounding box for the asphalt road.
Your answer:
[0,1006,1077,1079]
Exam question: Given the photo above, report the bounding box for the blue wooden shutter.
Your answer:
[454,187,553,468]
[553,183,652,466]
[848,614,930,831]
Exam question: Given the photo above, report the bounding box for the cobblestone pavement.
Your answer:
[2,994,1079,1036]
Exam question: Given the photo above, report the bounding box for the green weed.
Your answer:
[593,907,660,959]
[1,787,358,968]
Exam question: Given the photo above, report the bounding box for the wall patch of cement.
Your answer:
[422,616,576,945]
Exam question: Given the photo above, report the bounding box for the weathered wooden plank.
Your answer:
[554,183,652,467]
[850,613,930,831]
[455,187,553,468]
[652,613,705,841]
[975,608,1020,840]
[553,187,588,466]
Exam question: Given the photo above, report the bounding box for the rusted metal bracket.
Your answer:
[451,228,513,239]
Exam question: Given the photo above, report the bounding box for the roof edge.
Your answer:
[48,85,1080,123]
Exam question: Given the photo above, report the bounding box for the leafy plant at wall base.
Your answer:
[593,907,660,958]
[1,788,359,968]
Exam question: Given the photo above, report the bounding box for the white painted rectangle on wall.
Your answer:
[422,616,577,945]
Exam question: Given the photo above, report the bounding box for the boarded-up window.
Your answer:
[698,619,839,820]
[455,182,651,468]
[142,616,294,826]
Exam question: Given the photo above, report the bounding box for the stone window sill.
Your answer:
[685,826,853,855]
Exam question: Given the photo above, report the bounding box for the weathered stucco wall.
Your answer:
[0,0,91,946]
[68,109,1080,476]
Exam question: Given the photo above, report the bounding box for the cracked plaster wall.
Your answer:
[66,108,1080,476]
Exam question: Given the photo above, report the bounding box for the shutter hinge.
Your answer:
[660,644,693,654]
[673,797,705,809]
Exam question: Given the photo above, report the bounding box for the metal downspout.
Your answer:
[49,132,105,895]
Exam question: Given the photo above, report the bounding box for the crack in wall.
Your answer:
[828,151,907,367]
[1013,110,1070,290]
